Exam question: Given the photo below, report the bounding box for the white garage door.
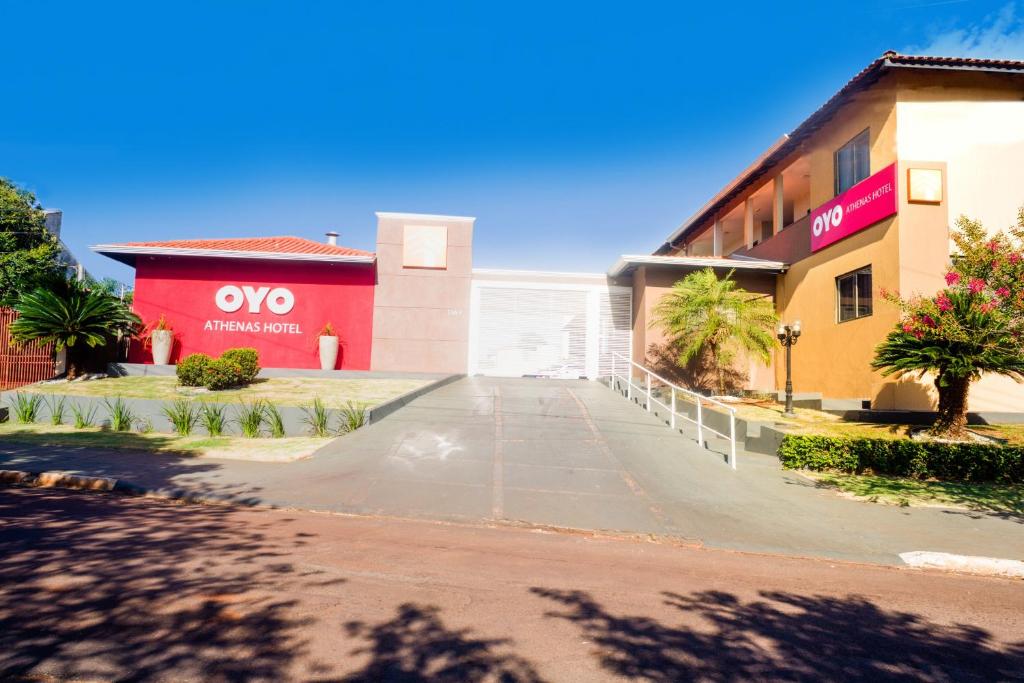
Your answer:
[469,280,631,379]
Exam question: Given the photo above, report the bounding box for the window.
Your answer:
[836,266,872,322]
[834,129,870,195]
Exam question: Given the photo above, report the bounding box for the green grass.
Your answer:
[0,422,324,462]
[803,471,1023,517]
[22,375,429,408]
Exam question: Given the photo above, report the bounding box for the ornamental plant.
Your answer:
[10,279,141,379]
[652,268,778,395]
[872,211,1024,439]
[141,314,174,349]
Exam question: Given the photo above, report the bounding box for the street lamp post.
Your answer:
[776,320,802,418]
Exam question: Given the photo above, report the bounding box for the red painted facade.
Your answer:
[129,256,375,369]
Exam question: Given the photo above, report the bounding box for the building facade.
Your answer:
[94,52,1024,413]
[620,52,1024,412]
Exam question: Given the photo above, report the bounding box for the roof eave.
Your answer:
[608,254,788,278]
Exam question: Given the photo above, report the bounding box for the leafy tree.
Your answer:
[873,211,1024,439]
[0,178,62,304]
[652,268,778,395]
[10,280,141,379]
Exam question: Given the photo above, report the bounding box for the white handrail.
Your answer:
[610,352,737,469]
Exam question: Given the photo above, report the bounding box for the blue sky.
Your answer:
[3,0,1024,282]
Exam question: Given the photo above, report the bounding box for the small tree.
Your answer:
[652,268,778,395]
[872,211,1024,439]
[0,178,63,304]
[10,280,141,378]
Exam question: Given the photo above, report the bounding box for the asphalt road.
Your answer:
[1,487,1022,682]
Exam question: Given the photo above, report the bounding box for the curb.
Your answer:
[1,469,128,494]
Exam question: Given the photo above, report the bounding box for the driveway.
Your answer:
[2,377,1022,565]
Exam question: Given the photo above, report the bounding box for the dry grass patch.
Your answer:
[24,375,429,408]
[0,422,323,462]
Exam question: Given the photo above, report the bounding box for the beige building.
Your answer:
[614,52,1024,413]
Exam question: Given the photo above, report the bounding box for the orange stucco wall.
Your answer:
[635,68,1024,411]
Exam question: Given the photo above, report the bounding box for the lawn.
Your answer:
[722,397,1024,445]
[0,422,325,462]
[21,375,430,408]
[802,470,1023,517]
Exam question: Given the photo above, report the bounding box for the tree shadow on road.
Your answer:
[0,488,324,681]
[340,602,545,682]
[531,586,1024,681]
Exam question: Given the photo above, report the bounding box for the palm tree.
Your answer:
[652,268,778,395]
[10,280,141,379]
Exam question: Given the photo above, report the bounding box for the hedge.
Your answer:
[220,347,260,384]
[777,435,1024,484]
[176,353,211,387]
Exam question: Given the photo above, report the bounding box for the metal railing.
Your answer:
[610,352,737,469]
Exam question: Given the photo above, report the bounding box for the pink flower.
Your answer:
[944,272,960,286]
[913,330,924,340]
[936,293,953,312]
[996,287,1011,298]
[902,323,914,334]
[1010,253,1022,265]
[922,314,936,328]
[979,300,997,314]
[987,240,1000,252]
[969,278,986,294]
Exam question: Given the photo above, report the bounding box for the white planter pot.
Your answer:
[151,330,174,365]
[319,335,339,370]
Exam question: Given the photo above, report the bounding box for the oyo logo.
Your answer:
[215,285,295,315]
[812,205,844,237]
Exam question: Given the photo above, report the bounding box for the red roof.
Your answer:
[91,235,376,267]
[119,235,373,258]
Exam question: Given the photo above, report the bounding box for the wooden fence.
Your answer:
[0,308,56,390]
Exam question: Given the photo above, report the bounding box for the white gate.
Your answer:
[468,278,631,379]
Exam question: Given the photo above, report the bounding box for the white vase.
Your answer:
[151,330,174,365]
[319,335,339,370]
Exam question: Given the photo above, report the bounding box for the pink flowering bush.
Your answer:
[873,210,1024,438]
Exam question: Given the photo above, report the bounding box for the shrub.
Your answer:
[220,348,260,384]
[302,397,331,437]
[45,395,67,425]
[265,402,286,438]
[71,402,98,428]
[777,435,1024,484]
[200,403,227,437]
[163,399,200,436]
[236,399,266,438]
[338,401,367,434]
[10,392,43,423]
[103,397,136,432]
[203,358,244,390]
[177,353,212,387]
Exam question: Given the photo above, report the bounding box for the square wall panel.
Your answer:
[403,224,448,269]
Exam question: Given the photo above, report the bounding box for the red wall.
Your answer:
[129,256,375,369]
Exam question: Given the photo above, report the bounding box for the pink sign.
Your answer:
[810,163,898,252]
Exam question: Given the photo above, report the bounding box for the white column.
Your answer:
[743,198,755,249]
[773,175,784,236]
[712,216,723,257]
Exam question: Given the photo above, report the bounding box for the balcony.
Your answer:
[731,213,810,264]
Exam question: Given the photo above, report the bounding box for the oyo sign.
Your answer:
[811,163,897,252]
[215,285,295,315]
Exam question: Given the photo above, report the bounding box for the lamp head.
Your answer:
[792,320,802,337]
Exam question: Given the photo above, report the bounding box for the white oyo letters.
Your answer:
[242,286,269,313]
[265,288,294,315]
[812,204,845,237]
[215,285,295,315]
[215,285,245,312]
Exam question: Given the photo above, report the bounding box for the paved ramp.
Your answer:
[3,377,1023,565]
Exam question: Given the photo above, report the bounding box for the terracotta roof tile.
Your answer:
[119,235,373,258]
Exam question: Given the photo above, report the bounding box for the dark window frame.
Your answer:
[836,266,873,323]
[834,129,871,196]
